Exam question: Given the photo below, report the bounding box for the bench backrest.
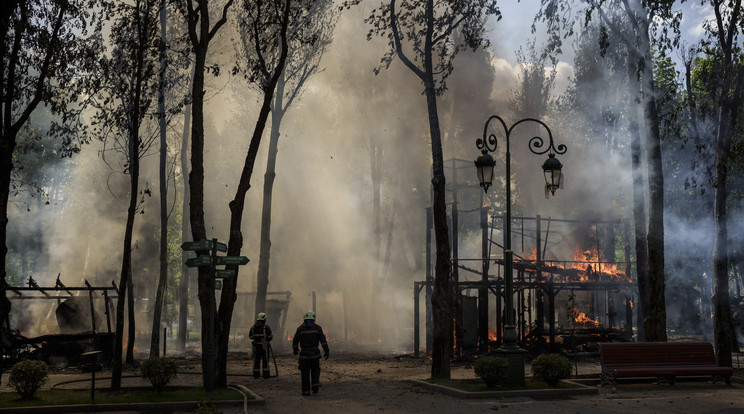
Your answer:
[599,341,718,367]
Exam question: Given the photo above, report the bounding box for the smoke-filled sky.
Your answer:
[8,0,736,351]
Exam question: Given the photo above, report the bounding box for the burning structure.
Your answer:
[413,159,640,357]
[2,274,117,366]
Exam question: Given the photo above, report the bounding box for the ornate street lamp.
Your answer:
[474,115,567,384]
[474,152,496,193]
[542,153,563,198]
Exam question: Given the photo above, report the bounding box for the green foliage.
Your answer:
[9,360,49,399]
[360,0,500,94]
[473,356,508,388]
[197,400,223,414]
[139,357,178,393]
[530,353,573,386]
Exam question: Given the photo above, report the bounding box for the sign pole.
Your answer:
[206,238,217,393]
[181,236,247,393]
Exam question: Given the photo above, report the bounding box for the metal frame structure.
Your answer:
[413,158,637,357]
[2,274,119,365]
[4,274,118,334]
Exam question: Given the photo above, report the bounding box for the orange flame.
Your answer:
[566,247,627,281]
[571,307,600,327]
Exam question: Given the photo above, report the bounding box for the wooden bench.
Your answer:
[599,341,734,387]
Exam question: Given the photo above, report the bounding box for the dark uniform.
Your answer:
[292,314,329,395]
[249,318,273,378]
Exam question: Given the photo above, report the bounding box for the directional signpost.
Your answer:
[181,237,249,393]
[215,269,236,279]
[215,256,249,266]
[185,255,211,268]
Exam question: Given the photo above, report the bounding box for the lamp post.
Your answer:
[474,115,567,384]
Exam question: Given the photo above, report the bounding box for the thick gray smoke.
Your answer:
[9,1,733,357]
[4,3,586,354]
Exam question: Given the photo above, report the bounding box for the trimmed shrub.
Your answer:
[9,360,49,399]
[473,356,508,388]
[140,357,178,393]
[530,353,573,386]
[198,400,223,414]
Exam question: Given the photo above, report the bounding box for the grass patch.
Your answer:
[0,387,245,408]
[425,377,583,393]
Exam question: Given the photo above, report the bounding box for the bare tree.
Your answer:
[87,0,162,388]
[151,0,169,359]
[236,0,338,323]
[148,0,192,359]
[214,0,324,388]
[0,1,103,382]
[177,68,194,352]
[359,0,500,378]
[177,0,233,389]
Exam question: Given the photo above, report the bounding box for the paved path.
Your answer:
[3,353,744,413]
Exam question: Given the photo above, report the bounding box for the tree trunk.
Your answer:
[639,19,666,342]
[628,96,649,342]
[626,45,654,342]
[1,4,18,339]
[428,84,451,378]
[113,0,151,382]
[0,137,16,332]
[111,121,141,387]
[370,139,382,340]
[126,268,136,363]
[423,71,451,380]
[177,69,193,353]
[254,75,286,318]
[0,144,11,387]
[190,45,211,387]
[184,0,234,389]
[712,68,742,368]
[712,114,733,366]
[710,0,742,368]
[217,0,290,387]
[414,0,450,380]
[151,0,168,358]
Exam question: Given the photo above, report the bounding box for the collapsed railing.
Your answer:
[2,274,118,366]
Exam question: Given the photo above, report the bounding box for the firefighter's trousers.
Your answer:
[298,357,321,395]
[253,346,270,379]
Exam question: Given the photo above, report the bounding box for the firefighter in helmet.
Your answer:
[249,312,273,379]
[292,310,329,395]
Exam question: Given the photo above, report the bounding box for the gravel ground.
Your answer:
[3,350,744,414]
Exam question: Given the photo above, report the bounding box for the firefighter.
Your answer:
[249,312,273,379]
[292,310,329,396]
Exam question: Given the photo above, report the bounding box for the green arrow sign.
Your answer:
[215,256,249,266]
[181,239,212,251]
[214,280,222,290]
[185,255,211,267]
[215,270,236,279]
[215,242,227,253]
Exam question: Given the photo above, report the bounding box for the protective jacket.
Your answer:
[249,320,273,348]
[249,320,273,379]
[292,320,329,360]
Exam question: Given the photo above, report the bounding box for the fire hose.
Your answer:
[266,341,278,377]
